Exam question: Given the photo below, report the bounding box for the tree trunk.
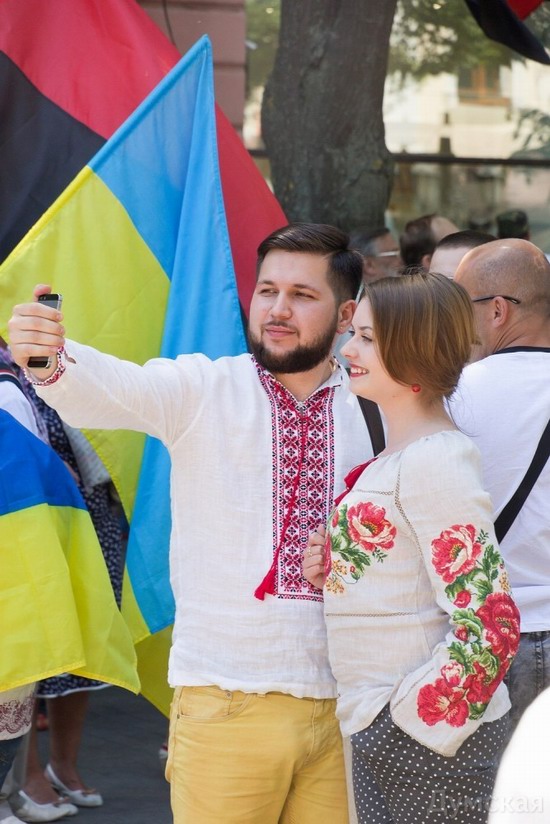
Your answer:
[262,0,398,230]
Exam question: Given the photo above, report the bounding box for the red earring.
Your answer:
[411,384,421,393]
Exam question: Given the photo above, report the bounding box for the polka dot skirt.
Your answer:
[351,704,508,823]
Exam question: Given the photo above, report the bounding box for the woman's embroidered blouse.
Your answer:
[324,430,519,757]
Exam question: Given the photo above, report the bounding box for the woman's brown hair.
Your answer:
[363,272,476,401]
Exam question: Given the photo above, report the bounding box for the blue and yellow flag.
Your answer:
[0,409,138,693]
[0,37,264,714]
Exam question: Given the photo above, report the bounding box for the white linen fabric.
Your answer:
[0,687,35,742]
[450,349,550,632]
[324,431,516,757]
[37,342,373,698]
[0,380,40,439]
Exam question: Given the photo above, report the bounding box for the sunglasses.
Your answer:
[471,295,521,305]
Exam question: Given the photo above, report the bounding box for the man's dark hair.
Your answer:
[256,223,363,302]
[435,229,496,252]
[496,209,530,240]
[349,226,391,258]
[399,214,436,267]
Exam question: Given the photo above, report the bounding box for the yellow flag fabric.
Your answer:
[0,409,139,693]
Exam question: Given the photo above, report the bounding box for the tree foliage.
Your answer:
[246,0,280,96]
[389,0,513,80]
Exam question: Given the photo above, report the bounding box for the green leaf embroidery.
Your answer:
[468,702,488,720]
[453,609,484,639]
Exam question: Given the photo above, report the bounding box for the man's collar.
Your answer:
[251,355,344,398]
[492,346,550,355]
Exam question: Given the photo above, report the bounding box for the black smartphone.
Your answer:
[27,293,63,369]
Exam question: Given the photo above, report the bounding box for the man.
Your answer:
[496,209,530,240]
[9,223,374,824]
[450,238,550,736]
[399,212,459,271]
[349,226,402,283]
[430,229,495,279]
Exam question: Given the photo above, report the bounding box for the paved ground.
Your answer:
[36,687,172,824]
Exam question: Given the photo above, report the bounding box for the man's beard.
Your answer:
[248,318,339,375]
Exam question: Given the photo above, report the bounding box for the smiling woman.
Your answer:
[304,272,519,824]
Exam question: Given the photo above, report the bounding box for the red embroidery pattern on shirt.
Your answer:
[255,361,335,601]
[0,692,35,736]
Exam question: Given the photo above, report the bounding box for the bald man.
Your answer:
[449,239,550,737]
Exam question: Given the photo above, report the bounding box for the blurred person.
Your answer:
[451,239,550,739]
[304,272,519,823]
[0,347,120,821]
[495,210,530,240]
[488,686,550,823]
[0,361,38,824]
[8,223,378,824]
[430,230,496,279]
[14,426,121,820]
[349,227,402,284]
[400,213,459,271]
[0,411,78,824]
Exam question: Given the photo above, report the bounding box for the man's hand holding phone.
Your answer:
[8,285,65,380]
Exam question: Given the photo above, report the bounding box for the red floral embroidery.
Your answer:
[463,661,501,705]
[476,592,521,661]
[347,502,396,553]
[454,625,470,642]
[418,526,519,729]
[431,524,482,584]
[453,590,471,608]
[417,678,470,727]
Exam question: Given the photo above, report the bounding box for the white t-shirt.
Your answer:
[489,686,550,822]
[449,348,550,632]
[38,343,374,698]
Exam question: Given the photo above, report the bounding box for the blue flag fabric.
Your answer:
[116,36,248,635]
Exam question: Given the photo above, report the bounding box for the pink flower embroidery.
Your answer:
[476,592,521,660]
[431,524,482,584]
[441,661,464,687]
[417,678,470,727]
[454,625,470,642]
[453,590,472,608]
[347,502,396,552]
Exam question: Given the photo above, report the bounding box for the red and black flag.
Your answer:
[464,0,550,63]
[507,0,546,18]
[0,0,284,309]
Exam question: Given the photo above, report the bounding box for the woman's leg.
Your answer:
[0,738,22,789]
[47,692,93,791]
[21,704,60,804]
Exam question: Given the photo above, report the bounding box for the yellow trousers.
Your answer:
[166,685,349,824]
